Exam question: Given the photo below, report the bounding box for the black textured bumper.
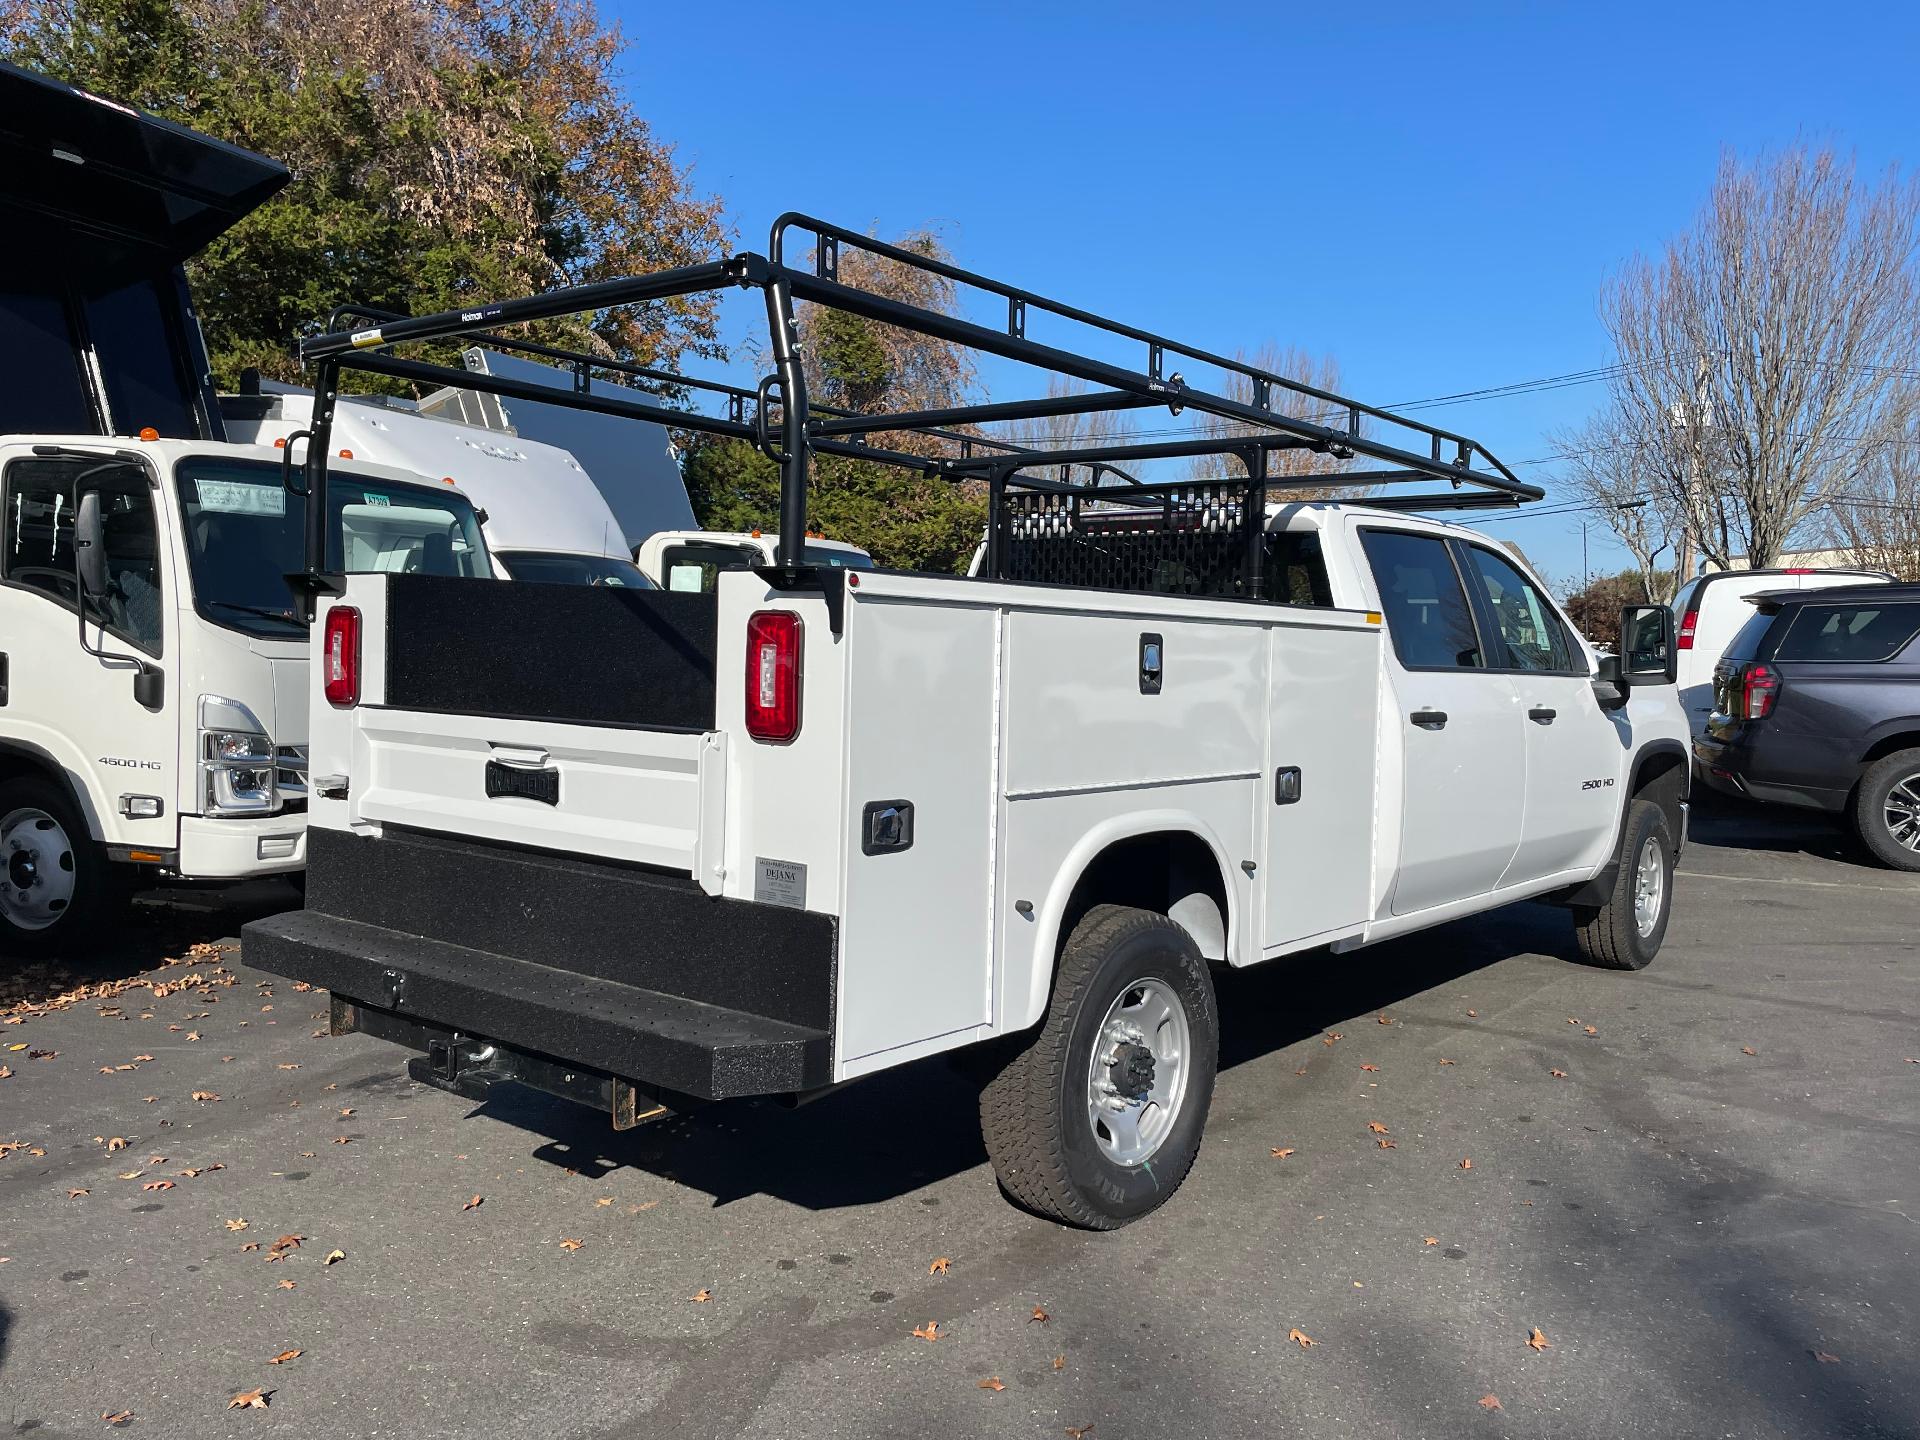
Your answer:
[241,826,835,1101]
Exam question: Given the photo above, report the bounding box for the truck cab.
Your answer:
[0,63,493,952]
[634,529,873,591]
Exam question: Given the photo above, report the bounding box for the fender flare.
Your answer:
[1558,739,1690,908]
[0,737,109,842]
[1012,808,1241,1033]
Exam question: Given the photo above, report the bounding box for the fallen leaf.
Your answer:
[185,1032,200,1042]
[142,1096,156,1103]
[559,1238,584,1251]
[1439,1057,1457,1065]
[1376,1014,1393,1025]
[462,1195,483,1211]
[1459,1158,1473,1169]
[227,1387,271,1410]
[268,1349,301,1365]
[338,1108,354,1118]
[145,1155,166,1165]
[911,1321,942,1342]
[1294,1067,1308,1076]
[29,1049,56,1059]
[1478,1393,1503,1411]
[1567,1018,1579,1026]
[277,1064,299,1071]
[293,982,313,992]
[68,1188,89,1199]
[5,1043,25,1051]
[1053,1355,1066,1371]
[1466,1010,1478,1018]
[1423,1237,1439,1246]
[191,1091,219,1102]
[594,1196,612,1207]
[227,1219,249,1232]
[977,1377,1006,1391]
[240,1242,260,1252]
[141,1180,174,1191]
[1287,1327,1315,1348]
[331,1136,351,1145]
[1812,1349,1840,1363]
[117,1170,144,1181]
[106,1137,128,1152]
[1066,1427,1095,1440]
[270,1235,303,1253]
[1527,1327,1551,1351]
[0,1066,10,1079]
[632,1200,659,1213]
[929,1257,952,1275]
[1367,1122,1389,1134]
[1323,1032,1343,1045]
[1270,1147,1295,1159]
[689,1288,712,1303]
[1376,1138,1396,1149]
[1030,1306,1049,1324]
[1741,1047,1756,1056]
[323,1249,346,1265]
[277,1279,296,1290]
[1583,1026,1598,1037]
[1550,1069,1568,1079]
[1360,1063,1380,1072]
[101,1410,134,1426]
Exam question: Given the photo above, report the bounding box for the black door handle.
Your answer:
[1410,709,1448,730]
[1529,707,1557,725]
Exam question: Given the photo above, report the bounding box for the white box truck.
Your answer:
[246,218,1690,1226]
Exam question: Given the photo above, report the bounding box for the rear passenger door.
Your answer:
[1358,529,1526,916]
[1457,543,1624,885]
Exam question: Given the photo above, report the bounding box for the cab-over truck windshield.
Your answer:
[176,458,491,638]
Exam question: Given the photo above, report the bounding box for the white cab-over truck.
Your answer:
[246,217,1689,1226]
[0,63,493,953]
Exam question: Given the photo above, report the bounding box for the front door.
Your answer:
[1358,528,1526,916]
[1456,542,1625,885]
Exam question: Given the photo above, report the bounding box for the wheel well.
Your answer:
[1058,831,1230,963]
[0,745,95,835]
[1860,731,1920,768]
[1630,746,1688,841]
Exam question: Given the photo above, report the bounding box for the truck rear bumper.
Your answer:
[241,824,836,1102]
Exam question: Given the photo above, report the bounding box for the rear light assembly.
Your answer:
[1737,661,1779,720]
[744,610,802,743]
[322,605,361,707]
[1677,608,1698,651]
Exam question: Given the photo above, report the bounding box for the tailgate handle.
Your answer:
[1410,709,1448,731]
[1528,707,1557,725]
[485,757,559,806]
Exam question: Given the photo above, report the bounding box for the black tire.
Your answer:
[1571,799,1673,971]
[978,904,1218,1229]
[1850,749,1920,872]
[0,775,128,957]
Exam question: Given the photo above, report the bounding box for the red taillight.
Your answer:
[1677,608,1698,650]
[322,605,361,707]
[1738,661,1778,720]
[744,610,802,743]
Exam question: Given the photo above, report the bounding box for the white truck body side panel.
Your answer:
[836,595,1000,1066]
[1259,619,1382,950]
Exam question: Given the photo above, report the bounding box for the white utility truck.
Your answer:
[246,218,1690,1227]
[0,63,494,953]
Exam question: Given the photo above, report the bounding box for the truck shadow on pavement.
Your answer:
[466,901,1572,1214]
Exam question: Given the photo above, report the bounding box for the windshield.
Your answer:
[805,545,873,570]
[498,550,655,588]
[174,458,491,637]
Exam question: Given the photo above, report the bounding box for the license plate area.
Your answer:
[485,758,559,806]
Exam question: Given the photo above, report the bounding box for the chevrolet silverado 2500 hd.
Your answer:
[244,216,1688,1227]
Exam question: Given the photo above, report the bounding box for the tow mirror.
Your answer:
[74,490,108,598]
[1619,604,1677,686]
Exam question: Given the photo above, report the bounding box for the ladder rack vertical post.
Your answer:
[762,274,810,576]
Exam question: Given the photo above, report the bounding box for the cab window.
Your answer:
[1,457,163,656]
[1464,545,1577,672]
[1264,529,1334,607]
[1359,529,1484,669]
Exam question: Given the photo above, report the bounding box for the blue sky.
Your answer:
[610,1,1920,587]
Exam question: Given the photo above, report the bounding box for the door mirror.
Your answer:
[74,489,108,598]
[1619,604,1677,685]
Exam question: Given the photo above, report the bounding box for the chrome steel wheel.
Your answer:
[1631,834,1665,938]
[1883,772,1920,853]
[1,806,77,933]
[1085,977,1191,1168]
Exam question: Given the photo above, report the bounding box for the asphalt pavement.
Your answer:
[1,795,1916,1439]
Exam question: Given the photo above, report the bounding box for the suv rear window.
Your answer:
[1721,608,1776,665]
[1774,602,1920,664]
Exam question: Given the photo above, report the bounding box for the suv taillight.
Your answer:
[744,610,802,743]
[1677,608,1699,651]
[1738,661,1778,720]
[323,605,361,707]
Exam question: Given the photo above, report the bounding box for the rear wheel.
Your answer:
[0,777,126,956]
[978,904,1218,1229]
[1851,749,1920,872]
[1571,799,1673,971]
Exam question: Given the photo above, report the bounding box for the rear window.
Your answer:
[1774,603,1920,664]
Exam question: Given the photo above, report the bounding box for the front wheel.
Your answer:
[1571,798,1674,971]
[1850,749,1920,872]
[0,777,127,956]
[978,904,1218,1228]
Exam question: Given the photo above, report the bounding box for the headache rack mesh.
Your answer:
[997,480,1264,599]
